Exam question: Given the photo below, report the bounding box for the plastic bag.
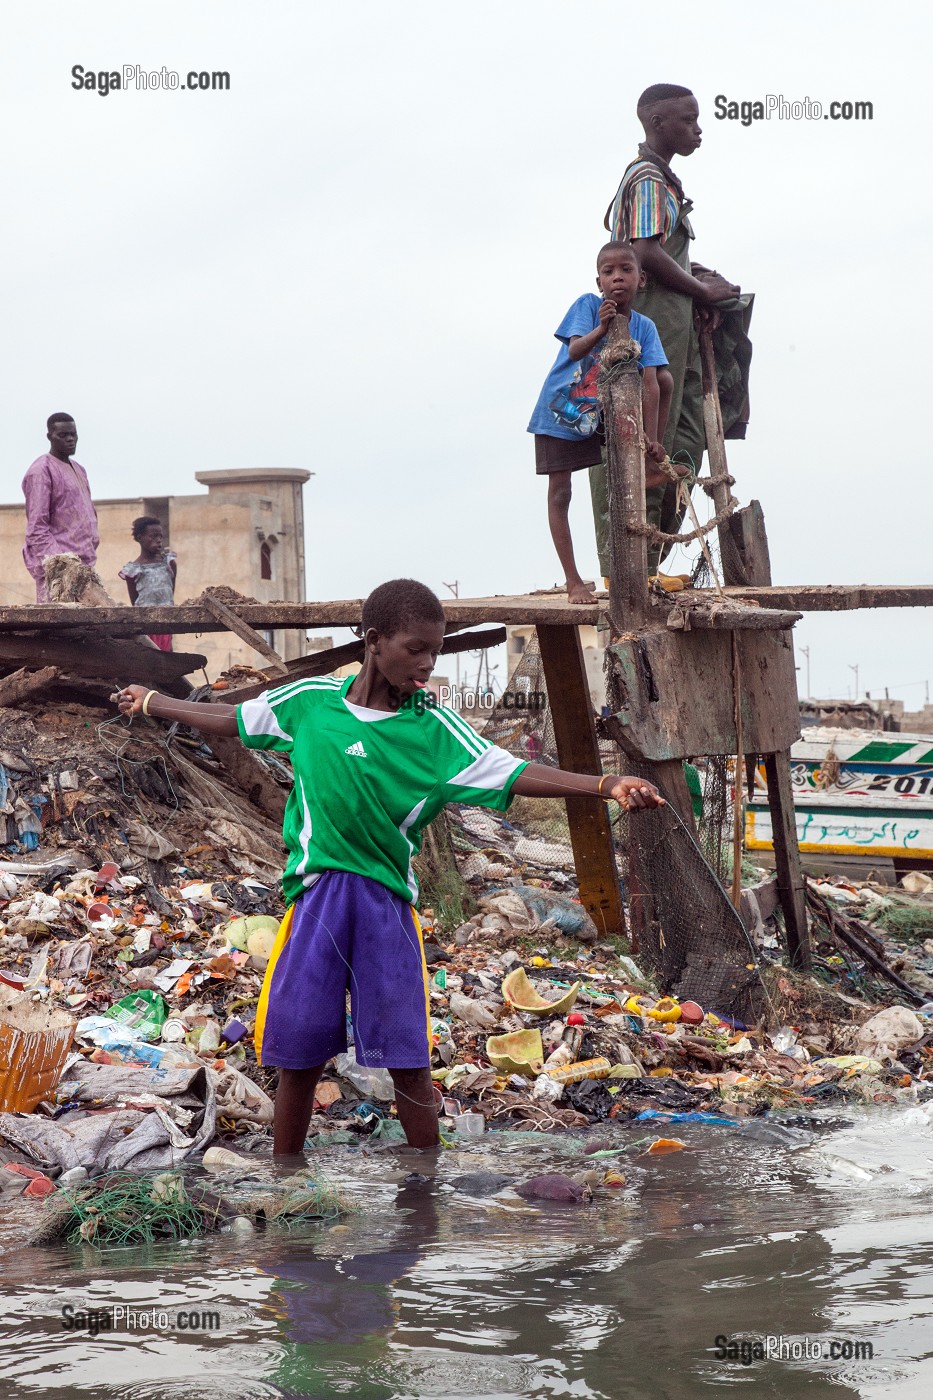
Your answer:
[333,1049,395,1101]
[103,990,168,1041]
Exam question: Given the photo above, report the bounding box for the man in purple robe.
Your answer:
[22,414,99,602]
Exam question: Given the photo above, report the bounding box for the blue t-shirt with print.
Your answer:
[527,295,667,441]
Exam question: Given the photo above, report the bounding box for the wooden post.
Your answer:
[698,323,744,582]
[697,331,811,964]
[764,752,810,969]
[599,320,648,632]
[537,623,625,938]
[728,500,772,585]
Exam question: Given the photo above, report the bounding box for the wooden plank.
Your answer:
[0,584,930,637]
[608,629,801,760]
[536,623,626,938]
[666,604,802,631]
[0,634,206,688]
[215,627,508,705]
[725,584,933,612]
[728,501,772,586]
[0,666,61,708]
[201,592,289,675]
[599,319,648,631]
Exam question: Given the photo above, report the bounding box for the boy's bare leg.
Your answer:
[390,1067,439,1149]
[547,471,596,605]
[273,1064,325,1156]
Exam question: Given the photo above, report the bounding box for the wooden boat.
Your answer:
[746,726,933,869]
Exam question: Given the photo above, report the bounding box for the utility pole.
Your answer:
[800,645,810,698]
[442,580,460,697]
[849,663,859,700]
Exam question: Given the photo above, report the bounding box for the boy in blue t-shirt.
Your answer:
[528,241,674,604]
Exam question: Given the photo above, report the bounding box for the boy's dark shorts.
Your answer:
[534,429,605,475]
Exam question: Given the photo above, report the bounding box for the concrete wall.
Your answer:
[0,467,311,679]
[506,623,607,711]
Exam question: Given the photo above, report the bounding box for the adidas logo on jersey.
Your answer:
[344,741,368,758]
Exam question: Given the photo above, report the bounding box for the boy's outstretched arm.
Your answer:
[512,763,664,811]
[114,684,239,737]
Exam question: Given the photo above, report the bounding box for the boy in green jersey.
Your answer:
[116,579,662,1152]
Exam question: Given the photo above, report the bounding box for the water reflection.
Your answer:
[0,1112,930,1398]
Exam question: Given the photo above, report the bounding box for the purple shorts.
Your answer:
[254,871,431,1071]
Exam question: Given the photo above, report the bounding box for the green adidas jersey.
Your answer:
[237,674,527,906]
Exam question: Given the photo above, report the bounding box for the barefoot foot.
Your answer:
[566,578,597,604]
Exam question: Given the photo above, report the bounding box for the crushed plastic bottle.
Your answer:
[545,1057,612,1084]
[333,1049,395,1101]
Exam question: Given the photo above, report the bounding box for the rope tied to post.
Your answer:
[627,450,739,547]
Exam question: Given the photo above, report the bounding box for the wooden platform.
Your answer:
[0,583,930,637]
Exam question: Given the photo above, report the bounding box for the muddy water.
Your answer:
[1,1108,932,1400]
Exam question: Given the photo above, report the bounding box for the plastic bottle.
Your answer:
[546,1057,612,1084]
[333,1049,395,1101]
[561,1024,584,1059]
[543,1042,574,1071]
[202,1146,248,1171]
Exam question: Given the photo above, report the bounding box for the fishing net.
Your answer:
[479,630,769,1023]
[53,1172,208,1247]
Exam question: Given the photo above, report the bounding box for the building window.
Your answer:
[260,541,273,581]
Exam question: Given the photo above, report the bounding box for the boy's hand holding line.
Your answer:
[512,763,664,812]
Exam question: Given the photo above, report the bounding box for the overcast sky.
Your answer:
[3,1,928,706]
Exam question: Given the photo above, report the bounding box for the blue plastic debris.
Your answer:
[635,1109,736,1126]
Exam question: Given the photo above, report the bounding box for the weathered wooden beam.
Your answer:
[0,665,61,708]
[764,750,810,970]
[728,501,772,586]
[0,634,206,687]
[807,884,922,1004]
[201,592,289,675]
[537,623,626,939]
[665,604,803,632]
[599,320,648,631]
[215,627,508,705]
[0,583,929,638]
[725,584,933,612]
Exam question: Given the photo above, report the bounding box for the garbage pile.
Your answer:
[4,689,933,1201]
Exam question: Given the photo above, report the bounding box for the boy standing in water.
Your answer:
[528,242,673,604]
[116,579,662,1152]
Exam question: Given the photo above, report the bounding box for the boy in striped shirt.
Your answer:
[116,579,662,1152]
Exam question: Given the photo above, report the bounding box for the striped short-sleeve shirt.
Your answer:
[609,157,682,245]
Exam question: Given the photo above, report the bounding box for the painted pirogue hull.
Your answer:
[746,727,933,861]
